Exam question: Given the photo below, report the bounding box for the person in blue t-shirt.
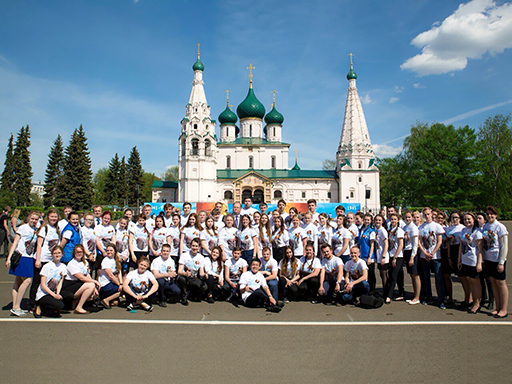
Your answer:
[358,213,376,293]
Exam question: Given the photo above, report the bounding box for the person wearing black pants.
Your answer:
[385,215,405,304]
[239,258,281,312]
[34,246,67,318]
[297,243,322,302]
[0,205,10,258]
[177,238,207,305]
[150,245,181,306]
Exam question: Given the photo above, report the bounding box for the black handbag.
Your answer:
[10,250,22,269]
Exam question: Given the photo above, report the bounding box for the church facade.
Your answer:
[151,53,380,212]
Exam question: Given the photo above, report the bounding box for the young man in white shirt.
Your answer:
[239,258,282,312]
[241,197,258,223]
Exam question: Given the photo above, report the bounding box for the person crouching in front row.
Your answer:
[340,246,370,304]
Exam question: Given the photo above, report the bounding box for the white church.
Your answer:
[151,52,380,211]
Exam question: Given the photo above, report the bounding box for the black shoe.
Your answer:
[494,313,508,319]
[266,305,282,313]
[206,297,214,304]
[158,301,167,308]
[486,301,494,311]
[276,300,285,308]
[180,298,189,306]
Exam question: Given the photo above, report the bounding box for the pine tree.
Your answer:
[12,125,33,206]
[56,124,93,210]
[104,153,121,205]
[43,135,64,208]
[119,156,128,207]
[127,146,144,206]
[0,133,16,201]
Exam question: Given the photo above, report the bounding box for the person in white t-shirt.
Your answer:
[241,197,258,224]
[163,203,175,228]
[180,202,193,227]
[316,213,333,256]
[297,243,322,302]
[179,213,203,255]
[167,214,182,266]
[151,244,181,307]
[318,244,344,303]
[148,216,168,261]
[239,258,281,312]
[98,243,123,309]
[457,212,484,314]
[123,256,158,312]
[34,245,67,318]
[418,207,446,308]
[224,247,248,306]
[176,238,207,306]
[402,211,420,305]
[94,211,116,279]
[143,205,155,233]
[374,214,389,293]
[200,217,219,257]
[341,246,370,304]
[57,206,72,233]
[271,216,289,263]
[384,214,405,304]
[278,246,301,301]
[115,217,130,276]
[482,206,509,318]
[331,215,351,263]
[302,213,318,255]
[81,213,97,270]
[203,246,226,303]
[259,247,279,300]
[236,215,259,264]
[289,216,307,258]
[218,214,237,260]
[128,214,149,271]
[257,214,272,259]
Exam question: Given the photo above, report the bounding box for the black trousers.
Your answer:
[386,258,404,299]
[157,278,181,302]
[297,275,320,299]
[177,275,207,299]
[37,294,65,315]
[245,288,270,308]
[30,260,48,309]
[205,275,229,299]
[278,276,299,300]
[367,262,377,293]
[0,228,8,256]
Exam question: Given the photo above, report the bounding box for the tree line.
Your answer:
[0,124,160,210]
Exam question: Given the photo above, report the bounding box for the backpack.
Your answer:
[359,293,384,309]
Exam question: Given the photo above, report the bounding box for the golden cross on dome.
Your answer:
[224,89,231,105]
[348,52,354,68]
[247,63,255,87]
[271,90,278,106]
[196,43,201,58]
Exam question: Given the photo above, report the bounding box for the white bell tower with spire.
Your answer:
[336,54,380,212]
[178,44,217,202]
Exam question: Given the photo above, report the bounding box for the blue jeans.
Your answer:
[341,280,370,302]
[420,258,445,303]
[267,278,278,300]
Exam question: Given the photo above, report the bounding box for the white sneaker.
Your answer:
[10,308,27,317]
[407,299,420,305]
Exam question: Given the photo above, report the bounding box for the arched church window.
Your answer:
[181,139,186,156]
[226,156,231,169]
[253,189,264,204]
[249,124,252,137]
[274,190,282,199]
[224,191,233,200]
[358,176,362,183]
[249,156,254,168]
[191,139,199,156]
[194,124,198,130]
[350,191,354,198]
[205,139,211,156]
[358,161,362,169]
[271,156,276,169]
[273,127,276,136]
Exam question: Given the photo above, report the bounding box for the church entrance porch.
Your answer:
[233,171,272,203]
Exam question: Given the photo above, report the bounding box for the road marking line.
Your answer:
[0,318,510,326]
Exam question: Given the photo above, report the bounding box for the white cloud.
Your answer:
[373,143,403,158]
[394,86,404,93]
[401,0,512,75]
[361,93,372,104]
[413,83,426,89]
[442,98,512,124]
[389,97,399,104]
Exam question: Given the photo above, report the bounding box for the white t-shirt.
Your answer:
[375,227,389,263]
[99,257,118,287]
[299,256,322,275]
[145,218,156,233]
[239,271,268,302]
[332,227,351,257]
[115,228,130,260]
[236,227,257,252]
[57,219,68,233]
[289,227,307,256]
[126,269,155,295]
[65,258,89,280]
[116,220,136,232]
[130,224,148,253]
[218,226,238,259]
[347,224,359,246]
[460,227,483,267]
[302,223,318,253]
[482,221,509,262]
[167,226,181,256]
[204,258,223,277]
[151,256,176,279]
[150,227,169,256]
[278,258,302,279]
[200,229,219,256]
[419,222,445,260]
[36,261,67,301]
[344,258,368,282]
[241,207,259,223]
[181,226,201,253]
[403,222,419,251]
[316,225,333,250]
[163,216,174,228]
[82,226,97,255]
[37,225,60,263]
[446,224,465,246]
[214,218,225,231]
[272,228,289,248]
[321,256,344,280]
[388,226,405,258]
[94,224,115,252]
[179,252,205,278]
[260,257,278,278]
[225,257,248,282]
[257,227,273,257]
[16,224,37,258]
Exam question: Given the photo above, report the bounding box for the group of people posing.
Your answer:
[4,198,509,319]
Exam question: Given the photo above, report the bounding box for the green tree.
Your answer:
[43,135,64,208]
[322,159,336,170]
[141,172,160,203]
[12,125,33,206]
[92,167,109,205]
[119,156,128,207]
[477,114,512,211]
[105,153,121,205]
[162,165,179,181]
[56,124,93,210]
[376,155,408,207]
[127,146,144,206]
[0,133,15,203]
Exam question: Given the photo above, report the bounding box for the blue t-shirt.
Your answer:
[358,225,376,261]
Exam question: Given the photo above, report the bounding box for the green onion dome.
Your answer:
[264,105,284,125]
[236,88,265,119]
[347,67,357,80]
[193,58,204,71]
[218,106,238,125]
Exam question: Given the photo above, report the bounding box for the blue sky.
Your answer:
[1,0,511,181]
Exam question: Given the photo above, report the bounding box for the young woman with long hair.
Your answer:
[288,215,307,259]
[446,210,466,306]
[98,243,123,309]
[258,213,272,259]
[358,213,376,293]
[374,214,389,294]
[403,211,420,305]
[331,215,351,264]
[218,214,238,260]
[297,243,322,303]
[179,213,202,255]
[203,246,226,303]
[123,256,158,312]
[278,246,300,302]
[236,214,259,265]
[128,214,149,271]
[271,215,289,263]
[316,213,333,256]
[200,216,219,258]
[384,213,404,304]
[148,216,168,263]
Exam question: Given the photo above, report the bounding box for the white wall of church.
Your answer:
[217,146,288,170]
[152,188,178,203]
[338,171,380,213]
